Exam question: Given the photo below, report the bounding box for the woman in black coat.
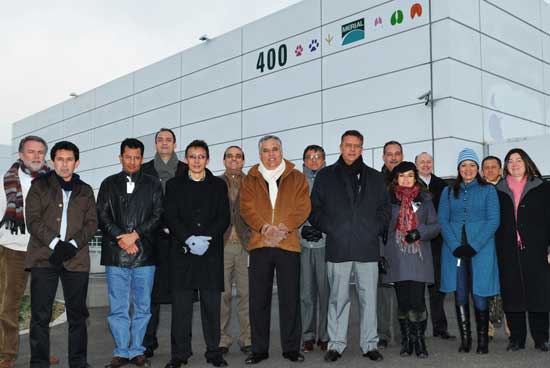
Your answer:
[495,148,550,352]
[163,140,230,367]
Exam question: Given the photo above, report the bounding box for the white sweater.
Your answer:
[0,168,32,252]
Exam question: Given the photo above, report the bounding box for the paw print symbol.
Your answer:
[295,44,304,56]
[308,39,319,52]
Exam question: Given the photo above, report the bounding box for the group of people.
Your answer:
[0,128,549,368]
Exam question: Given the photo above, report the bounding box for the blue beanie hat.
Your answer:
[457,148,480,167]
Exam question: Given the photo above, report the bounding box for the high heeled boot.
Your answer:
[456,304,472,353]
[398,317,413,356]
[475,308,489,354]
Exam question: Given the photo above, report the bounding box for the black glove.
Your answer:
[378,256,389,275]
[301,225,323,242]
[49,241,78,266]
[404,229,421,244]
[453,245,477,258]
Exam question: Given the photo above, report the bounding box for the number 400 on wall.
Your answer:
[256,44,288,73]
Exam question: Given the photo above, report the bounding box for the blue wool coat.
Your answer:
[438,180,500,296]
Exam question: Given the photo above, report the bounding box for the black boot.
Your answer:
[410,311,428,358]
[398,317,413,356]
[455,304,472,353]
[475,308,489,354]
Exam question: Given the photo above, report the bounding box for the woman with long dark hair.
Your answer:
[381,161,440,358]
[439,148,500,354]
[495,148,550,352]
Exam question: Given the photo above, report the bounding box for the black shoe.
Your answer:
[456,304,472,353]
[282,351,304,362]
[164,358,188,368]
[506,340,525,351]
[363,350,384,361]
[245,353,268,365]
[535,341,550,352]
[219,347,229,355]
[475,308,489,354]
[324,350,341,362]
[377,339,388,349]
[206,355,228,367]
[240,346,252,354]
[434,330,456,340]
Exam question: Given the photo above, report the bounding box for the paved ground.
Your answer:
[14,276,549,368]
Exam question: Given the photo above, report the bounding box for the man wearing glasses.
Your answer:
[310,130,390,362]
[300,145,329,353]
[163,140,230,368]
[218,146,251,355]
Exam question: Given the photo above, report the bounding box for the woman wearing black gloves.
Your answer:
[439,148,500,354]
[381,161,440,358]
[495,148,550,352]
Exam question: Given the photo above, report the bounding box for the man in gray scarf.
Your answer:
[141,128,187,357]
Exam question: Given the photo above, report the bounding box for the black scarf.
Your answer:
[55,172,80,192]
[338,155,364,201]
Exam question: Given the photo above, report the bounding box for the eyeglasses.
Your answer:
[342,143,362,150]
[188,154,206,161]
[304,154,324,160]
[225,154,243,159]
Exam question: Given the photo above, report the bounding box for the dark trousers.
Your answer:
[394,281,426,316]
[171,289,221,361]
[455,258,487,310]
[506,311,549,346]
[30,266,89,368]
[143,303,161,350]
[428,250,448,333]
[249,248,301,354]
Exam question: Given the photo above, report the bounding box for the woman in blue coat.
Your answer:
[438,148,500,354]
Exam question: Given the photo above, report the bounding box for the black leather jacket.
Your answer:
[97,170,163,267]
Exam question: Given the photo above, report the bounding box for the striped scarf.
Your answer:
[1,160,49,235]
[395,185,421,257]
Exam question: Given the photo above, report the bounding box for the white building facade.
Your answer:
[11,0,550,186]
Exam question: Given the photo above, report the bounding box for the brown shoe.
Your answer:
[50,355,60,365]
[130,355,150,367]
[105,356,130,368]
[302,340,314,352]
[317,340,328,351]
[0,359,15,368]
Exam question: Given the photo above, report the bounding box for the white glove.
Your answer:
[186,235,211,256]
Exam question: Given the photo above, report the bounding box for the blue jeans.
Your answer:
[455,258,487,310]
[106,266,155,359]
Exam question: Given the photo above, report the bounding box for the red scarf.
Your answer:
[394,185,421,257]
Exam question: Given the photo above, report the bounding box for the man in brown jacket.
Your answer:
[25,141,98,368]
[240,135,311,364]
[218,146,251,355]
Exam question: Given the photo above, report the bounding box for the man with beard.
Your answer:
[310,130,390,362]
[0,136,51,368]
[141,128,187,358]
[218,146,251,355]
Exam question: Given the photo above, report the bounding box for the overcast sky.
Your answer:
[0,0,301,146]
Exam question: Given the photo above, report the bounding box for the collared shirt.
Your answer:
[48,189,78,250]
[420,174,432,187]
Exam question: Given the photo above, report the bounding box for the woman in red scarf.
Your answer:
[381,161,440,358]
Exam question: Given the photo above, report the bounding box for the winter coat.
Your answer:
[163,169,230,291]
[25,171,97,272]
[438,180,500,296]
[300,165,326,249]
[141,159,187,303]
[309,159,390,263]
[219,172,251,248]
[97,170,163,268]
[419,174,447,257]
[381,191,439,284]
[240,159,310,253]
[495,178,550,312]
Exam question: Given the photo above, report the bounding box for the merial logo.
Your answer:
[410,3,423,19]
[374,16,383,27]
[341,18,365,46]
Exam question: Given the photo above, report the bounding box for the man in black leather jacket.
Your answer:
[97,138,163,368]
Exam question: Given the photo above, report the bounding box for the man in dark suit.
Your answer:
[141,128,187,358]
[163,140,230,368]
[415,152,455,340]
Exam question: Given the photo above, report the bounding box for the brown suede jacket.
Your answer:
[240,160,311,253]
